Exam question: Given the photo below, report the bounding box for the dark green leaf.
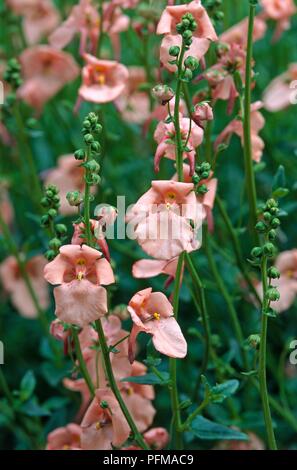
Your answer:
[190,416,248,441]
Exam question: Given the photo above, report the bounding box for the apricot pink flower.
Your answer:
[81,388,130,450]
[133,257,179,282]
[18,46,79,113]
[115,67,151,124]
[49,0,99,55]
[0,255,49,318]
[261,0,296,40]
[263,64,297,112]
[46,423,82,450]
[127,180,202,260]
[215,101,265,163]
[7,0,60,45]
[0,182,14,229]
[44,155,91,216]
[220,15,267,47]
[71,219,111,262]
[154,114,203,175]
[127,288,187,362]
[43,245,114,327]
[79,55,129,104]
[157,0,218,73]
[257,250,297,313]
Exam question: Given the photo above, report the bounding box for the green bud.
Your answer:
[45,250,56,261]
[268,229,277,241]
[88,112,98,124]
[94,123,103,134]
[214,11,224,21]
[100,400,109,409]
[183,68,193,81]
[196,184,208,195]
[263,211,272,222]
[248,334,261,349]
[190,20,197,31]
[41,197,50,208]
[266,198,278,210]
[182,30,193,41]
[46,190,54,199]
[83,119,91,129]
[176,22,184,34]
[184,56,199,71]
[91,141,101,153]
[251,246,262,258]
[84,133,94,144]
[88,174,101,185]
[85,159,100,173]
[46,185,59,194]
[169,45,181,57]
[192,173,200,185]
[66,190,83,207]
[263,243,276,257]
[267,287,280,302]
[270,218,280,229]
[255,221,267,233]
[55,224,67,236]
[74,149,86,160]
[267,267,280,279]
[182,19,190,29]
[49,238,62,250]
[48,208,57,218]
[41,214,50,227]
[201,171,210,180]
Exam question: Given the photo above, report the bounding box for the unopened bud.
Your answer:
[152,84,174,105]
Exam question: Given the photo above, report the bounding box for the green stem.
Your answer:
[14,101,43,210]
[204,229,249,371]
[95,319,149,450]
[174,43,186,182]
[181,397,209,432]
[169,252,185,449]
[216,196,261,304]
[72,327,95,398]
[0,212,49,337]
[185,252,211,393]
[243,2,258,244]
[258,254,277,450]
[84,145,92,246]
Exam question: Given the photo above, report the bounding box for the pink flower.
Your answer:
[44,155,92,216]
[157,0,217,73]
[192,102,213,126]
[127,180,202,260]
[0,255,49,318]
[143,427,169,450]
[7,0,60,45]
[133,257,179,282]
[79,55,129,104]
[81,388,130,450]
[44,245,114,327]
[154,114,203,175]
[127,288,187,362]
[115,67,151,124]
[220,15,267,47]
[261,0,296,40]
[63,378,91,421]
[263,63,297,112]
[215,101,265,163]
[257,250,297,313]
[49,0,99,55]
[46,423,82,450]
[18,46,79,113]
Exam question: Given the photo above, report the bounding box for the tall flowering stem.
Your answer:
[243,1,259,244]
[169,251,185,449]
[78,113,149,450]
[174,43,186,182]
[94,319,149,450]
[250,197,281,450]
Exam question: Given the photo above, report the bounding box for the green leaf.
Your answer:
[254,162,266,173]
[273,165,286,190]
[210,380,239,403]
[41,362,68,387]
[272,187,289,199]
[19,399,50,417]
[121,372,170,386]
[190,416,248,441]
[20,371,36,401]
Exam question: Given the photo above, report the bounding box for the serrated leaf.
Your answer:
[190,416,248,441]
[210,380,239,403]
[121,372,170,386]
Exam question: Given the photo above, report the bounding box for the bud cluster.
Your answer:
[203,0,224,24]
[192,162,211,195]
[40,185,67,261]
[4,58,23,90]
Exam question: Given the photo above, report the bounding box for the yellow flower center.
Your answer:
[153,312,161,321]
[95,422,101,430]
[62,445,70,450]
[77,271,84,281]
[286,270,294,278]
[76,258,86,266]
